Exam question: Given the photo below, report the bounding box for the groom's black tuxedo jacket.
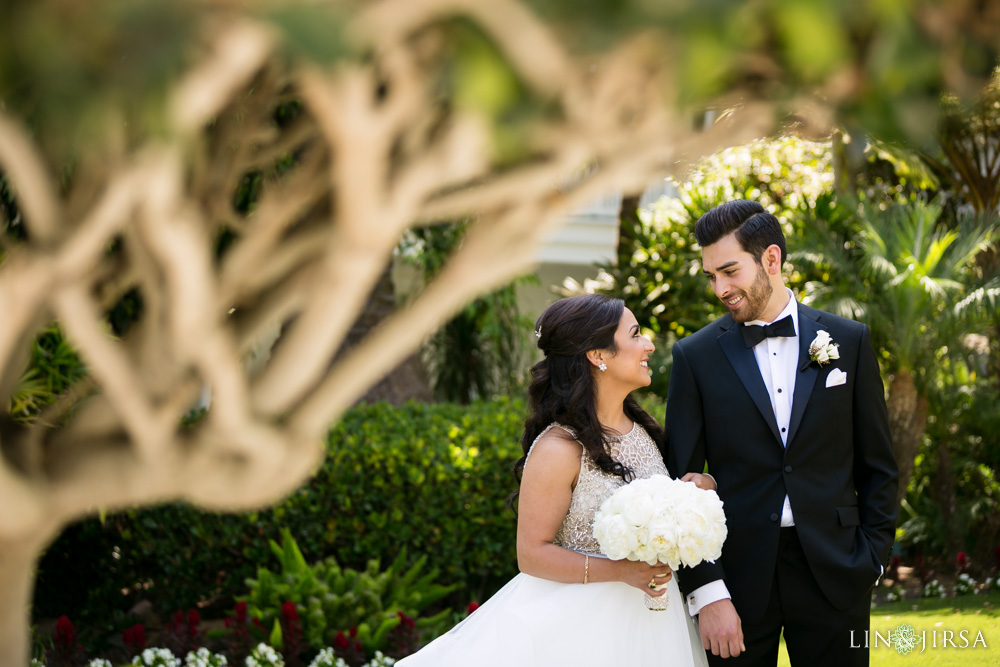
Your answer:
[665,302,898,624]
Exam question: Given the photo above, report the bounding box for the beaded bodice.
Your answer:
[525,422,668,556]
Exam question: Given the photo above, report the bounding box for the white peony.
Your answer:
[621,492,657,527]
[593,475,727,572]
[593,513,641,560]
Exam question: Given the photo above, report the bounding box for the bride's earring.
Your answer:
[598,362,607,372]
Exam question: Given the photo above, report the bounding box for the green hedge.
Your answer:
[34,398,527,623]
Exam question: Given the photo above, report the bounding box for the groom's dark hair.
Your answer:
[694,199,786,264]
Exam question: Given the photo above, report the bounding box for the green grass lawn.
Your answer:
[775,590,999,666]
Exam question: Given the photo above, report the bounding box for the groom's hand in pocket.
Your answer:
[699,599,745,658]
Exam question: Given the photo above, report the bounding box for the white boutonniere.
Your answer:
[808,330,840,366]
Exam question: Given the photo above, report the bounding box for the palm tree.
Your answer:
[798,198,993,505]
[918,71,1000,390]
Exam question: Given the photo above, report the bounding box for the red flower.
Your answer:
[123,623,147,656]
[281,601,299,621]
[957,552,969,570]
[467,601,480,615]
[349,626,358,639]
[235,601,248,624]
[396,611,415,628]
[891,555,900,567]
[333,630,349,650]
[55,615,75,645]
[188,609,201,627]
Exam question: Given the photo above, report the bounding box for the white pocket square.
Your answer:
[825,368,847,388]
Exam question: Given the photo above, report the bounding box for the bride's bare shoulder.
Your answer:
[526,425,582,465]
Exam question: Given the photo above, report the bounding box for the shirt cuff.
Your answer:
[686,579,731,617]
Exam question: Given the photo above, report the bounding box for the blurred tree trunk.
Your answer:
[934,440,963,568]
[617,193,642,268]
[0,537,46,664]
[887,368,928,506]
[831,128,867,202]
[345,267,432,405]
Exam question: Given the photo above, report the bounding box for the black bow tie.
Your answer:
[741,314,796,348]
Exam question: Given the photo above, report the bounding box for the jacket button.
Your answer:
[770,513,779,522]
[784,465,792,473]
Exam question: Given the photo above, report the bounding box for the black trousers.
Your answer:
[707,528,872,667]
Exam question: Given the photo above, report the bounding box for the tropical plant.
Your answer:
[242,529,454,657]
[802,198,994,503]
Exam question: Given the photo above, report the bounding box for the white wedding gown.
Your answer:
[398,423,708,667]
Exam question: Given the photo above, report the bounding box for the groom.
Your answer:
[666,200,898,666]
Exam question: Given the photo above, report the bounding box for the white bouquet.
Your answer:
[593,474,727,608]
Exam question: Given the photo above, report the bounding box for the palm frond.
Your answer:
[954,276,1000,319]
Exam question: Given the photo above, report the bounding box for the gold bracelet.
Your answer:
[584,554,589,584]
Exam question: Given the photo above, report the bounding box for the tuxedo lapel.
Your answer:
[718,320,783,445]
[788,304,822,445]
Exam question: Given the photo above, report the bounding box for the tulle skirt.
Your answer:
[398,567,708,666]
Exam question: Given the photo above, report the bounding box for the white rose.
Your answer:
[827,345,840,360]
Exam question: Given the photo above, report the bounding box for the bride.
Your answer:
[398,294,711,666]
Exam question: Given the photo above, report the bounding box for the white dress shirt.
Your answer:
[686,288,799,616]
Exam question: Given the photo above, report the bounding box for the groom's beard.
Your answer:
[729,263,773,323]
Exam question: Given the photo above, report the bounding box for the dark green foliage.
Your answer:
[31,521,122,621]
[34,399,526,625]
[897,364,1000,573]
[233,172,265,216]
[0,173,27,242]
[106,287,144,338]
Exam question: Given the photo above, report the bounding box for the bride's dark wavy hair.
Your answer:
[508,294,665,509]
